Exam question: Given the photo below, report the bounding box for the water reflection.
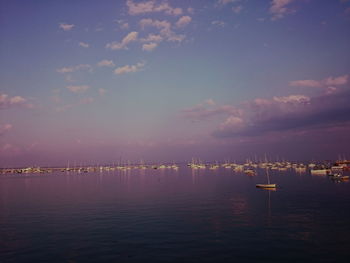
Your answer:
[1,166,350,262]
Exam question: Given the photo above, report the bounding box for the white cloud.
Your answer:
[273,95,310,104]
[212,20,226,27]
[79,42,89,48]
[270,0,294,20]
[114,62,145,75]
[140,18,171,30]
[59,23,75,31]
[57,64,92,74]
[97,59,115,67]
[141,34,163,43]
[139,18,185,43]
[106,31,139,50]
[142,42,158,51]
[175,16,192,28]
[66,85,90,93]
[126,0,182,16]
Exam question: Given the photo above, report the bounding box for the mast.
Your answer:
[266,168,270,184]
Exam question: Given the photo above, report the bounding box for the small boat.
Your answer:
[256,169,277,189]
[256,184,277,188]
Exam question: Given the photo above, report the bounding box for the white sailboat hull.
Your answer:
[256,184,277,188]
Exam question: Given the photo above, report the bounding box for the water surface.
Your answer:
[1,166,350,262]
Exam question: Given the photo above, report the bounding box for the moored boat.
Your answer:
[256,184,277,188]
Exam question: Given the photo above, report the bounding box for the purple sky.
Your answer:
[1,0,350,167]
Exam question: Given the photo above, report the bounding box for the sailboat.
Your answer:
[256,168,277,189]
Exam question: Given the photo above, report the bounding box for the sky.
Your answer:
[1,0,350,167]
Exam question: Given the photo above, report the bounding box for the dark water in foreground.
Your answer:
[1,166,350,262]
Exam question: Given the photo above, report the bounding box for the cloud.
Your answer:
[66,85,90,93]
[213,90,350,138]
[216,116,246,134]
[79,42,89,48]
[325,75,348,86]
[126,0,182,16]
[97,59,115,67]
[0,94,31,110]
[57,64,92,73]
[289,79,322,88]
[140,18,171,30]
[142,42,158,51]
[98,88,107,96]
[182,99,241,121]
[0,123,12,136]
[141,34,164,43]
[105,31,138,50]
[289,74,348,88]
[139,18,185,42]
[175,16,192,28]
[273,95,310,104]
[59,23,75,31]
[0,143,21,156]
[217,0,239,5]
[114,62,145,75]
[187,7,194,14]
[269,0,294,20]
[212,20,226,27]
[116,20,129,30]
[232,5,243,14]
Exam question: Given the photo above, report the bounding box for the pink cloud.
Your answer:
[66,85,90,93]
[142,42,158,51]
[289,74,348,88]
[0,123,12,136]
[139,18,185,43]
[0,94,31,110]
[114,62,145,75]
[175,16,192,28]
[232,5,243,14]
[97,59,115,67]
[324,75,348,86]
[289,79,322,88]
[182,99,241,121]
[0,143,21,156]
[56,64,92,74]
[270,0,294,20]
[213,89,350,138]
[106,31,139,50]
[126,0,182,16]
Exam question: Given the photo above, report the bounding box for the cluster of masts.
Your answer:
[0,163,180,175]
[1,159,349,178]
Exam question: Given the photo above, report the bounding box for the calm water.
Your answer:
[1,166,350,262]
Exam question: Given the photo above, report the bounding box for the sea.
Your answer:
[1,165,350,262]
